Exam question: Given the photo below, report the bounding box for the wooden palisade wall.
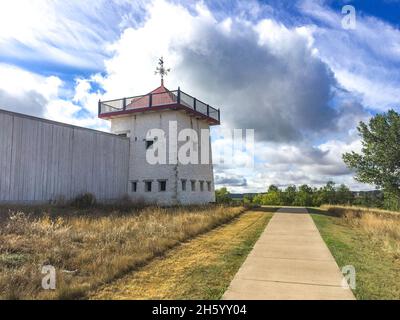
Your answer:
[0,109,130,203]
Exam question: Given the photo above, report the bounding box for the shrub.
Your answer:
[113,195,146,211]
[53,195,67,207]
[215,188,231,204]
[71,193,96,209]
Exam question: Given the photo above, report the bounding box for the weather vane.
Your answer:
[155,56,170,86]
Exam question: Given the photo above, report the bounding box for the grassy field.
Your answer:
[309,206,400,300]
[91,208,272,299]
[0,204,245,300]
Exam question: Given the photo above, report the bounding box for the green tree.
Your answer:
[336,184,354,205]
[294,184,313,206]
[243,194,254,205]
[282,185,297,206]
[312,187,324,207]
[254,185,283,206]
[252,193,264,205]
[268,185,279,193]
[321,181,337,205]
[262,190,282,205]
[215,187,231,204]
[343,110,400,210]
[384,191,400,211]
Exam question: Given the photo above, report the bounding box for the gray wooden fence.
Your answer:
[0,109,130,203]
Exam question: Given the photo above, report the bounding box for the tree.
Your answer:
[384,191,400,211]
[312,187,324,207]
[282,185,297,206]
[215,187,231,204]
[254,186,281,205]
[243,194,254,205]
[252,193,264,205]
[321,181,337,205]
[336,184,354,205]
[294,184,313,206]
[343,110,400,209]
[262,190,282,205]
[268,185,279,193]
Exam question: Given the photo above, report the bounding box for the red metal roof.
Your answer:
[98,86,220,125]
[126,84,175,109]
[150,84,169,94]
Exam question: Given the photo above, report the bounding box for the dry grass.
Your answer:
[0,205,245,300]
[322,205,400,260]
[91,209,272,300]
[322,205,400,218]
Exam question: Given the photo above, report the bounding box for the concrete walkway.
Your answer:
[223,207,355,300]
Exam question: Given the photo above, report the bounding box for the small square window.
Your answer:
[159,180,167,192]
[200,181,204,192]
[207,181,212,192]
[146,140,154,149]
[145,181,152,192]
[181,179,187,191]
[131,181,137,192]
[191,180,196,192]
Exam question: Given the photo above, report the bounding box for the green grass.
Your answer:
[309,207,400,300]
[0,253,27,268]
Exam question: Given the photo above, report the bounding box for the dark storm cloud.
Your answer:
[215,174,248,187]
[173,18,350,143]
[312,164,351,176]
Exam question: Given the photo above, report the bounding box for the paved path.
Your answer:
[223,207,355,300]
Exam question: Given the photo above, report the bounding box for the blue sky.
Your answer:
[0,0,399,192]
[328,0,400,26]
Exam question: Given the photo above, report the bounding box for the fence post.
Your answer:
[149,93,152,107]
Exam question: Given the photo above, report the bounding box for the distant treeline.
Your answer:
[216,182,397,210]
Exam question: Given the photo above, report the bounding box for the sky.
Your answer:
[0,0,399,193]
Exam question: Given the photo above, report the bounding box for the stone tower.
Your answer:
[98,68,220,205]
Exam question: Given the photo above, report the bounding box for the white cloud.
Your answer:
[299,0,400,111]
[0,63,61,116]
[98,0,353,143]
[96,0,211,99]
[0,0,148,70]
[2,0,393,192]
[0,63,61,100]
[0,63,108,130]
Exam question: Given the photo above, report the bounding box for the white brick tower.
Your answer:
[98,59,220,205]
